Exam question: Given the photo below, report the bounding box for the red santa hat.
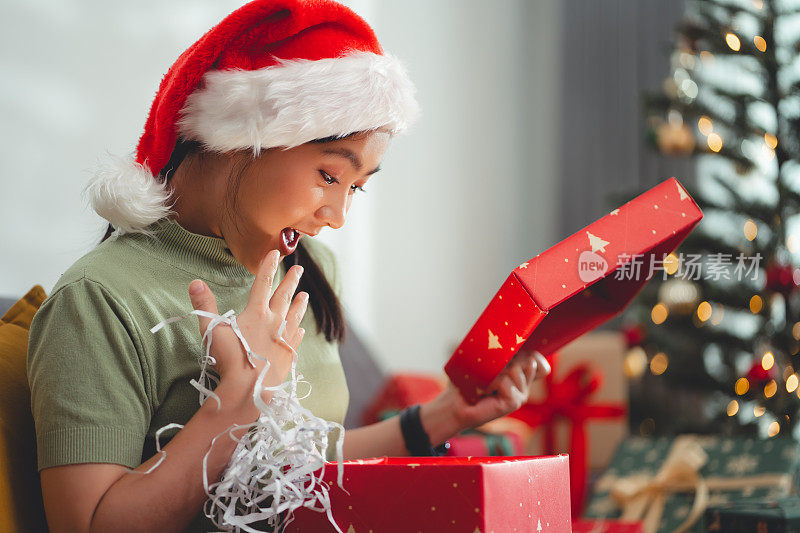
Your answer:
[85,0,420,236]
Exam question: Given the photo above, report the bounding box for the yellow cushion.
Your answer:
[0,285,48,532]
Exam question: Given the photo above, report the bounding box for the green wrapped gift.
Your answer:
[703,495,800,532]
[583,435,800,533]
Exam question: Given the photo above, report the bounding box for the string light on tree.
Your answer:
[658,278,700,315]
[624,346,649,378]
[763,351,775,371]
[725,32,741,51]
[707,132,723,152]
[768,421,780,437]
[754,36,767,52]
[744,219,758,241]
[727,400,739,416]
[651,302,669,324]
[697,301,713,322]
[656,110,696,155]
[735,377,749,395]
[765,133,777,149]
[698,116,713,135]
[787,374,798,393]
[650,352,669,375]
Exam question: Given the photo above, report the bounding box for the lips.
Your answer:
[280,227,300,255]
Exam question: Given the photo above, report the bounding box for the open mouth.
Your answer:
[280,227,300,255]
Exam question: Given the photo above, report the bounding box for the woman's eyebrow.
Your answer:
[322,147,381,175]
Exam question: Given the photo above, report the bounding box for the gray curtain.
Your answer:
[559,0,696,237]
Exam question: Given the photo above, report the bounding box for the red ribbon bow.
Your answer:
[508,351,626,517]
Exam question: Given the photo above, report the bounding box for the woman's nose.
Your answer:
[319,192,350,229]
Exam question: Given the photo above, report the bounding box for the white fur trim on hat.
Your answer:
[82,151,176,237]
[176,51,420,154]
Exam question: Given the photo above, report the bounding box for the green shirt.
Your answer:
[27,218,349,529]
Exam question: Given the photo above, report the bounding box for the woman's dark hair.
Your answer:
[99,136,349,344]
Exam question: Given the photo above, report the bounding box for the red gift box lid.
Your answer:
[445,178,703,403]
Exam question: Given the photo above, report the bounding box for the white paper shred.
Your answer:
[147,308,346,532]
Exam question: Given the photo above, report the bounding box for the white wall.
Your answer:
[336,0,562,372]
[1,0,561,374]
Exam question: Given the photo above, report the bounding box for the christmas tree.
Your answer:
[619,0,800,438]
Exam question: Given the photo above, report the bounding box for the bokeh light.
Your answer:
[698,116,713,135]
[750,295,763,313]
[708,132,723,152]
[787,374,798,393]
[762,351,774,371]
[735,377,750,395]
[744,219,758,241]
[725,33,741,51]
[651,303,669,324]
[697,301,712,321]
[650,352,669,375]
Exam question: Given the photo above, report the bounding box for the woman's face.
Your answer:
[220,130,389,271]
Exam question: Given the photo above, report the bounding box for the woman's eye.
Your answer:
[319,171,367,194]
[319,170,337,185]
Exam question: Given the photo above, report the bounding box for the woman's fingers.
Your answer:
[509,362,527,392]
[532,352,552,379]
[521,352,537,383]
[188,279,220,337]
[247,249,281,315]
[496,374,527,407]
[288,326,306,353]
[270,264,304,318]
[283,291,309,343]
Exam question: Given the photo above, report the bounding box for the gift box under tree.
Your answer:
[703,495,800,532]
[508,331,629,516]
[584,435,800,533]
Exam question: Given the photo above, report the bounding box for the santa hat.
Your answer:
[84,0,420,236]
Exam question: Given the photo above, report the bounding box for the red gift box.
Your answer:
[572,519,644,532]
[445,178,703,404]
[286,455,572,532]
[361,374,446,425]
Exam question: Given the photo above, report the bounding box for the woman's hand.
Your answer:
[421,350,551,444]
[187,249,309,388]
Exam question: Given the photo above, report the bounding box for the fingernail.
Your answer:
[296,266,304,276]
[189,280,205,295]
[299,327,305,336]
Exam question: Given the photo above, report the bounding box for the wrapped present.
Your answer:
[286,455,573,532]
[524,331,628,470]
[703,495,800,532]
[445,428,525,457]
[584,435,800,533]
[572,519,644,532]
[508,337,627,517]
[361,374,445,425]
[445,178,703,404]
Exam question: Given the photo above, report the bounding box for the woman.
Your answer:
[27,1,551,532]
